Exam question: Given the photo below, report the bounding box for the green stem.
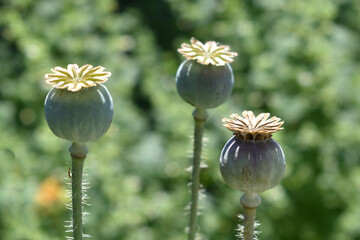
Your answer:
[240,193,261,240]
[69,142,88,240]
[188,108,208,240]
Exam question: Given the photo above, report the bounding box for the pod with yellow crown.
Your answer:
[176,38,237,110]
[44,64,114,143]
[220,111,285,193]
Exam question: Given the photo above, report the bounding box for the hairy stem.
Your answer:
[240,193,261,240]
[69,142,88,240]
[242,207,256,240]
[188,108,208,240]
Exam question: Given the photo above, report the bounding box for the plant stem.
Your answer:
[188,108,208,240]
[240,192,261,240]
[69,142,88,240]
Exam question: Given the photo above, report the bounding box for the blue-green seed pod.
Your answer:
[220,136,285,193]
[176,60,234,110]
[176,38,238,110]
[45,84,113,143]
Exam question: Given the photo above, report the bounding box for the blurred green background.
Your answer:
[1,0,360,239]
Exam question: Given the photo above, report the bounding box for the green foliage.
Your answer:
[1,0,360,239]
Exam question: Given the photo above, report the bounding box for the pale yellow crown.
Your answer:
[45,64,111,92]
[223,111,284,141]
[178,37,238,66]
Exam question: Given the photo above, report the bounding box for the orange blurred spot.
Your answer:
[35,177,65,208]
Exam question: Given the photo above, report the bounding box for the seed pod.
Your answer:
[176,38,237,110]
[220,111,285,193]
[176,60,234,110]
[44,64,113,143]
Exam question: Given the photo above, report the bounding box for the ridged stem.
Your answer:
[188,108,208,240]
[240,192,261,240]
[69,142,88,240]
